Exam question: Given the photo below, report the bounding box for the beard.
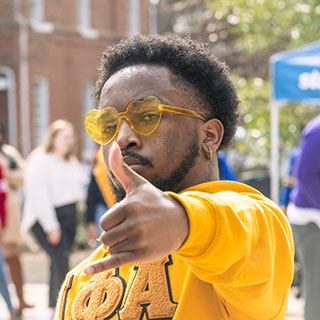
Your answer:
[150,138,200,193]
[109,174,126,202]
[108,131,200,202]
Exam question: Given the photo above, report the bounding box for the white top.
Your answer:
[287,202,320,228]
[21,152,88,233]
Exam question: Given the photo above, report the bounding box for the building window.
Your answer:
[77,0,99,38]
[77,0,91,30]
[32,77,49,147]
[82,82,96,162]
[30,0,44,23]
[0,75,7,90]
[128,0,140,35]
[29,0,54,33]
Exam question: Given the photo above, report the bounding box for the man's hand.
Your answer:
[83,142,189,275]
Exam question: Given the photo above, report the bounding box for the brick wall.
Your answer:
[0,0,150,159]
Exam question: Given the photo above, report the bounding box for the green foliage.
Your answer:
[231,74,319,176]
[279,104,320,156]
[206,0,320,176]
[231,76,270,173]
[208,0,320,53]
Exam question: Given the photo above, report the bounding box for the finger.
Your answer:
[100,220,130,248]
[108,237,140,255]
[83,251,136,275]
[109,142,147,195]
[99,202,125,232]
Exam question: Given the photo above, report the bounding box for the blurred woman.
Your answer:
[0,163,20,320]
[0,122,32,313]
[21,120,87,311]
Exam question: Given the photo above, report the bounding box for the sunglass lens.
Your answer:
[128,98,161,135]
[84,108,118,144]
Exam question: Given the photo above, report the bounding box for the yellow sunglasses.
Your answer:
[84,96,206,145]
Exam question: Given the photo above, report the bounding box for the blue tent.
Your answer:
[271,40,320,102]
[269,40,320,202]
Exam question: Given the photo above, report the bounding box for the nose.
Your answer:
[115,118,142,149]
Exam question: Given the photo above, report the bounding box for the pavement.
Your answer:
[0,249,90,320]
[0,250,305,320]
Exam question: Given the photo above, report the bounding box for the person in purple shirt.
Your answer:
[287,114,320,320]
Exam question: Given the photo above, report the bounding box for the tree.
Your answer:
[208,0,320,78]
[231,75,319,176]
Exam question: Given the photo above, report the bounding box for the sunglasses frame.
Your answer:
[84,96,206,145]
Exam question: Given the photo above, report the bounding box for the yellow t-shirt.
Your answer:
[56,181,294,320]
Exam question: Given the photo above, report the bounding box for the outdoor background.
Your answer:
[0,0,319,319]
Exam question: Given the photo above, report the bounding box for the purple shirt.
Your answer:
[290,114,320,209]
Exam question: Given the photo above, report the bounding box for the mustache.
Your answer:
[121,149,154,168]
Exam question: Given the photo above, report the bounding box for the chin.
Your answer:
[127,164,152,178]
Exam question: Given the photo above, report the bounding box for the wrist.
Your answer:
[168,195,189,250]
[166,191,216,256]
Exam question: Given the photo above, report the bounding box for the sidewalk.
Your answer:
[0,250,90,320]
[0,250,305,320]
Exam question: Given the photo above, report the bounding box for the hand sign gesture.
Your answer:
[83,142,189,275]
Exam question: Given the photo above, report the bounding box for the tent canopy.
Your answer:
[270,40,320,102]
[269,40,320,202]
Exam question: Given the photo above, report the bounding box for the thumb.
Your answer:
[109,142,147,195]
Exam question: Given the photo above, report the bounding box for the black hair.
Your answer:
[95,34,239,149]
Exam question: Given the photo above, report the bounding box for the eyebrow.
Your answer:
[99,95,162,110]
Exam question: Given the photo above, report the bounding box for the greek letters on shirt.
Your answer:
[68,256,177,320]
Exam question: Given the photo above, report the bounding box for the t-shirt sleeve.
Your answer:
[167,189,294,319]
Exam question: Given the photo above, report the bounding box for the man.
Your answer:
[287,114,320,320]
[56,35,294,320]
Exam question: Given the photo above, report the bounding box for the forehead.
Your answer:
[55,127,73,137]
[99,65,190,110]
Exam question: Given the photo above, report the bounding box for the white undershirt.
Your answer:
[22,152,88,233]
[287,202,320,228]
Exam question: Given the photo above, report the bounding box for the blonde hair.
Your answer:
[41,120,76,160]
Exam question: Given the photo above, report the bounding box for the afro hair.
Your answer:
[94,34,239,150]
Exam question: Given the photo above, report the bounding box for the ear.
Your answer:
[202,118,224,154]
